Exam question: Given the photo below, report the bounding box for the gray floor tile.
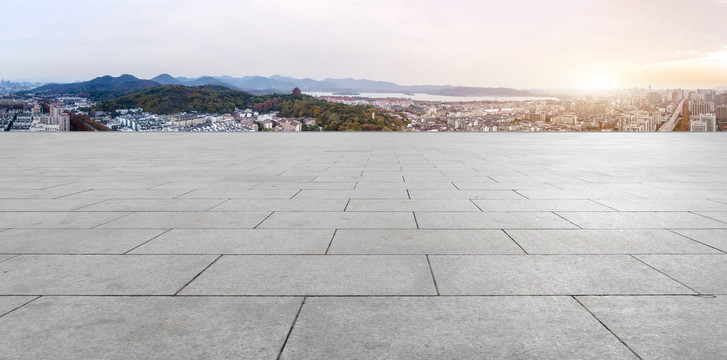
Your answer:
[453,182,559,190]
[346,199,480,212]
[258,212,416,229]
[329,229,524,254]
[0,229,166,254]
[150,181,260,190]
[131,229,333,254]
[209,199,347,212]
[696,212,727,223]
[416,212,577,229]
[0,296,301,359]
[99,211,271,229]
[294,189,408,199]
[62,189,192,199]
[516,190,642,200]
[597,200,727,212]
[578,296,727,360]
[181,255,435,295]
[636,255,727,294]
[355,182,456,190]
[429,255,693,295]
[281,296,637,360]
[178,189,299,199]
[671,229,727,252]
[0,255,216,295]
[0,199,103,211]
[0,296,36,316]
[0,189,83,199]
[253,182,355,190]
[408,189,525,199]
[557,212,727,229]
[506,229,719,254]
[76,199,226,212]
[473,199,613,212]
[0,212,129,229]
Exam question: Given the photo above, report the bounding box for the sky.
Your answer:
[2,0,727,89]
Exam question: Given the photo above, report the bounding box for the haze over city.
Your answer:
[3,0,727,89]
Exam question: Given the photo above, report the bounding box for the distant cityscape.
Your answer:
[1,77,726,132]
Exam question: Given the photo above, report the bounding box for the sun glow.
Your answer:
[584,73,614,90]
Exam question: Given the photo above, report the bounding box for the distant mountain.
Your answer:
[29,74,159,100]
[151,74,182,85]
[26,73,538,100]
[184,76,234,87]
[218,76,296,91]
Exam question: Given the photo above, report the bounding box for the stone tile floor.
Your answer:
[0,133,725,359]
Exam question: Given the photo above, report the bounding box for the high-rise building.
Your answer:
[690,113,716,132]
[689,100,714,115]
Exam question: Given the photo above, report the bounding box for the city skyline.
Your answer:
[3,0,727,89]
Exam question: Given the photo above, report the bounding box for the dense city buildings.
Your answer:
[3,87,726,132]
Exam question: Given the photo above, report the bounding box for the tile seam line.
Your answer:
[425,255,440,295]
[666,229,727,254]
[629,255,701,295]
[173,254,223,296]
[0,295,42,319]
[551,211,583,229]
[276,297,307,360]
[571,296,644,360]
[91,212,135,229]
[123,228,174,255]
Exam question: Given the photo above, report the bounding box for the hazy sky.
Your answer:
[2,0,727,89]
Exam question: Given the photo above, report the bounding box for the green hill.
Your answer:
[95,85,404,131]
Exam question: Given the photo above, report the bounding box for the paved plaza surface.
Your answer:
[0,132,726,359]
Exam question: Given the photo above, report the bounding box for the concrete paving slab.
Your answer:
[473,199,613,212]
[294,189,408,199]
[75,199,227,212]
[453,182,559,190]
[209,199,347,212]
[416,212,577,229]
[61,189,192,199]
[346,199,480,212]
[506,229,719,254]
[0,211,129,229]
[516,190,643,200]
[181,255,435,295]
[0,229,166,254]
[0,199,103,211]
[0,255,217,295]
[0,189,84,199]
[258,211,417,229]
[429,255,693,295]
[696,212,727,223]
[328,229,524,254]
[281,296,637,360]
[131,229,333,254]
[252,182,355,190]
[671,229,727,252]
[0,296,36,316]
[557,212,727,229]
[408,189,525,199]
[636,255,727,294]
[597,200,727,212]
[178,189,299,199]
[578,296,727,360]
[354,182,456,190]
[0,296,301,360]
[99,211,271,229]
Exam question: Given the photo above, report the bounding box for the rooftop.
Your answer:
[1,132,726,359]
